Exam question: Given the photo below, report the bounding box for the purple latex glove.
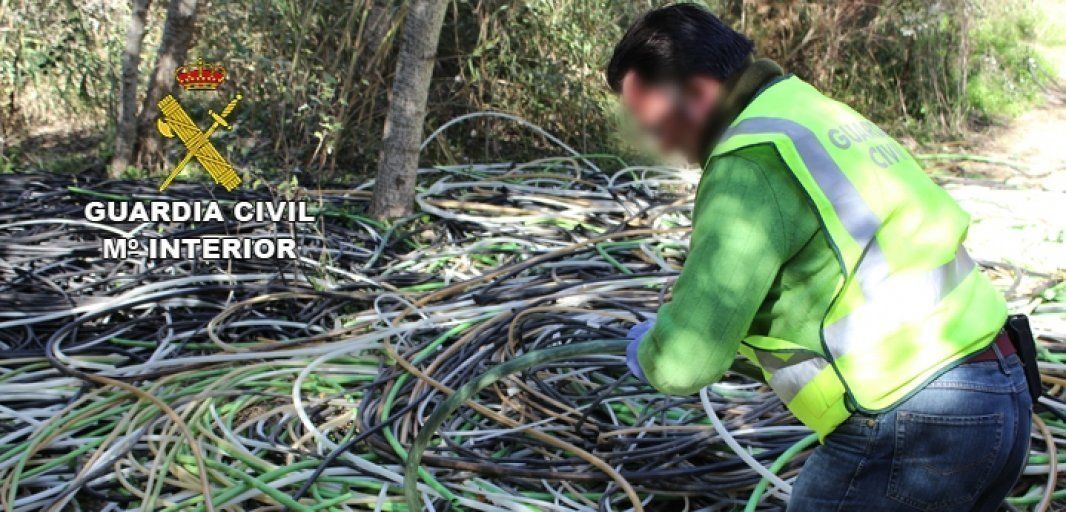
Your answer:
[626,319,654,383]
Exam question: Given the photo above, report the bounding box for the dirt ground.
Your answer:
[945,98,1066,287]
[943,1,1066,304]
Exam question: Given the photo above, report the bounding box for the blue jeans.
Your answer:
[789,353,1032,512]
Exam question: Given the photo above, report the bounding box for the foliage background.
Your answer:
[0,0,1055,183]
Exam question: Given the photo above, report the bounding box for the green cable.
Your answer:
[309,492,356,510]
[165,460,322,512]
[66,186,130,201]
[4,396,132,503]
[743,433,818,512]
[205,459,314,512]
[380,323,475,503]
[1006,486,1066,505]
[596,243,633,274]
[403,339,627,511]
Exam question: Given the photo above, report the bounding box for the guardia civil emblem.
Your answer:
[156,59,242,192]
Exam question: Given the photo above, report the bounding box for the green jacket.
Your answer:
[637,62,841,395]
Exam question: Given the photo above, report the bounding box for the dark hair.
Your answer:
[606,3,754,93]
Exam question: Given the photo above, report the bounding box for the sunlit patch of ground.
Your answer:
[945,0,1065,322]
[947,99,1066,281]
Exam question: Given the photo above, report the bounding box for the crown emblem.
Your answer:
[175,59,226,91]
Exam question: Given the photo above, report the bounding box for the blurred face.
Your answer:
[619,72,723,163]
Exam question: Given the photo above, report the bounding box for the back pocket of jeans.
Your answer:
[888,411,1003,511]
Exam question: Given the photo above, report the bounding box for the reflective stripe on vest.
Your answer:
[755,351,828,404]
[724,117,879,250]
[825,244,975,358]
[722,117,976,370]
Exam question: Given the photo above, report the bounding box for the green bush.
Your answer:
[0,0,127,131]
[966,1,1052,121]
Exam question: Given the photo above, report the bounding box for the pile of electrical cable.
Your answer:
[0,163,1062,512]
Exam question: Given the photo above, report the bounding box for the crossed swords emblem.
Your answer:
[156,93,243,192]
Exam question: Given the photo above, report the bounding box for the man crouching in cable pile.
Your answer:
[610,4,1039,511]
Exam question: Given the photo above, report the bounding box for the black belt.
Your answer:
[965,329,1015,364]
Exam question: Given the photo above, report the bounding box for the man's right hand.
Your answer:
[626,319,654,383]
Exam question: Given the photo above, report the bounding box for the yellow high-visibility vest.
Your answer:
[712,76,1007,438]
